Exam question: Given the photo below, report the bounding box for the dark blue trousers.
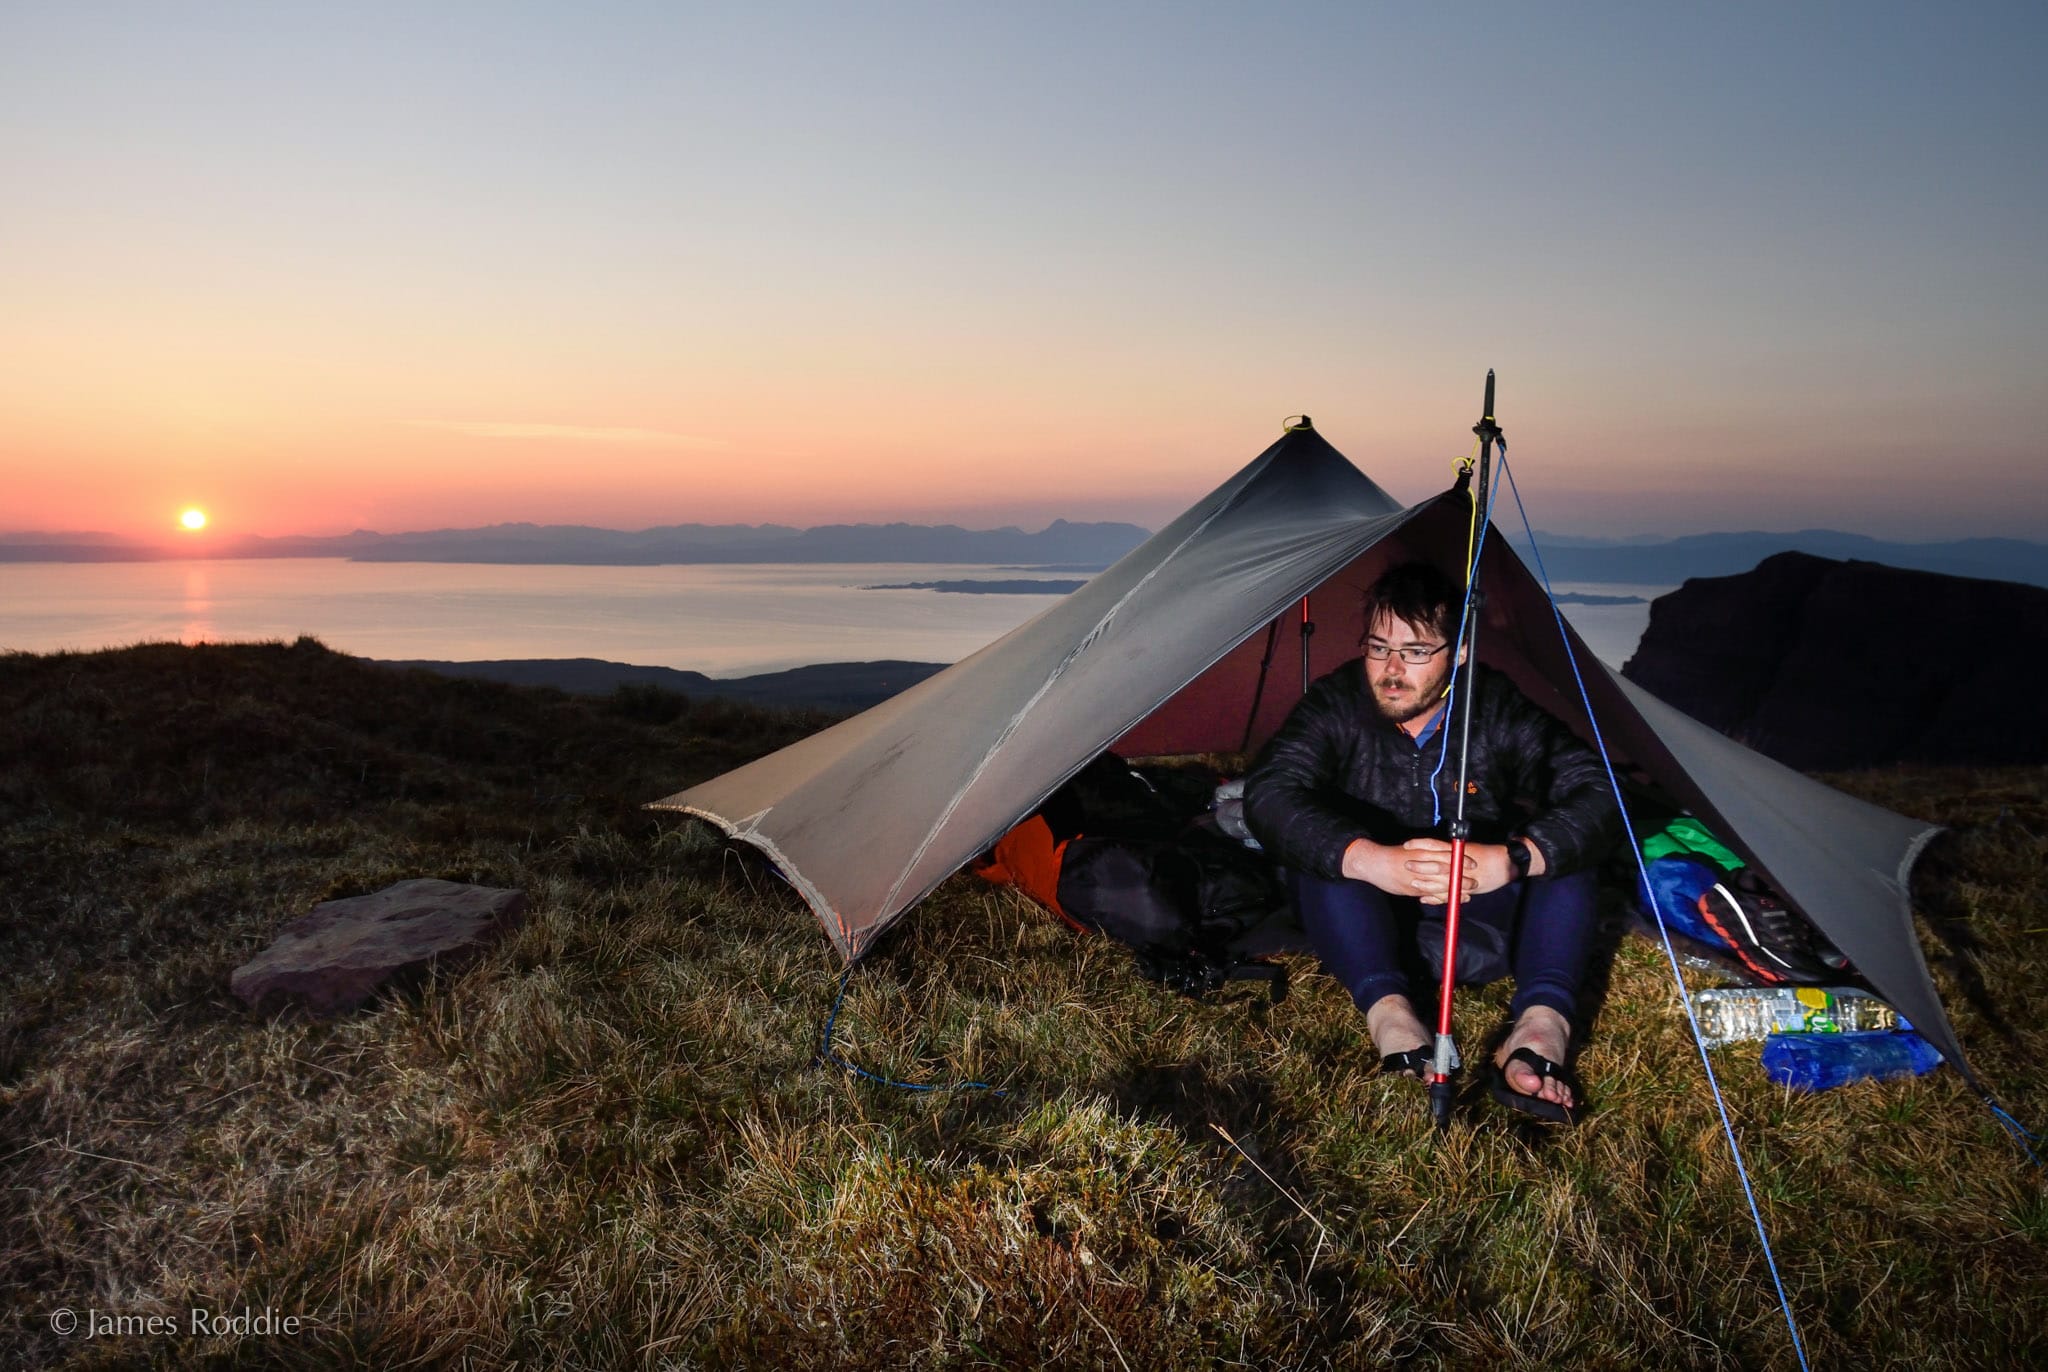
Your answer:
[1290,866,1598,1023]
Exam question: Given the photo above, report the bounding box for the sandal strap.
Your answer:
[1506,1045,1566,1079]
[1381,1047,1433,1078]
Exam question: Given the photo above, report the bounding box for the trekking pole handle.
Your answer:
[1474,368,1501,442]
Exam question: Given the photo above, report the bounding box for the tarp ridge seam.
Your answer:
[869,453,1280,927]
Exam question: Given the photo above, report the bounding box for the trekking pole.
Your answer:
[1429,370,1502,1131]
[1299,595,1314,695]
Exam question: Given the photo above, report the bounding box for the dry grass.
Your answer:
[1,641,2043,1368]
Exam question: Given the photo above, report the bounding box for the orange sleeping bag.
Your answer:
[972,814,1088,933]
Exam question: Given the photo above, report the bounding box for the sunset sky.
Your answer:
[3,3,2042,542]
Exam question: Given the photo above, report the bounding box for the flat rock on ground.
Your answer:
[231,878,526,1018]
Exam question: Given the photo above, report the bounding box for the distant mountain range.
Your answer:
[0,520,1148,567]
[3,521,2042,587]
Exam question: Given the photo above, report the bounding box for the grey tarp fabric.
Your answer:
[1607,677,1954,1070]
[651,424,1965,1077]
[653,425,1407,956]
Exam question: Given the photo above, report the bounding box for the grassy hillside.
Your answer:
[2,640,2043,1368]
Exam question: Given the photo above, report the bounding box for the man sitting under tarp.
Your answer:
[1243,562,1620,1122]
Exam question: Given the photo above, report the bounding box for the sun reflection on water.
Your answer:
[181,567,215,644]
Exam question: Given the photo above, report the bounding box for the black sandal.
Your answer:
[1488,1046,1584,1125]
[1380,1047,1433,1080]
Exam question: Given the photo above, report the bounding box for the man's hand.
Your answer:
[1341,837,1476,903]
[1339,838,1413,893]
[1397,838,1474,904]
[1465,842,1516,899]
[1342,838,1537,904]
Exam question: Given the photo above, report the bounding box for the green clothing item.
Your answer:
[1642,816,1745,871]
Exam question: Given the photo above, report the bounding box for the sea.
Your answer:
[0,559,1670,676]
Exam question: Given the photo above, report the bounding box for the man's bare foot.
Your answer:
[1495,1006,1575,1110]
[1367,994,1431,1075]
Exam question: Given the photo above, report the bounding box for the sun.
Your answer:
[179,508,208,531]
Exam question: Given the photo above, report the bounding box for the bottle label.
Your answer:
[1793,986,1840,1032]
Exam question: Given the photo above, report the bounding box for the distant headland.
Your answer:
[862,579,1089,595]
[377,656,950,714]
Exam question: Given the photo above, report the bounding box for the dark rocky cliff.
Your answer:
[1621,552,2048,770]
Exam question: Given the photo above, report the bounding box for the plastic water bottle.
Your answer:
[1694,987,1902,1047]
[1761,1031,1943,1091]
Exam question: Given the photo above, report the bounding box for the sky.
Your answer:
[3,2,2044,543]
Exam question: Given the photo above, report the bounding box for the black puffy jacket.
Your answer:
[1242,661,1620,882]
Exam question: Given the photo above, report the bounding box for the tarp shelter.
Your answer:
[651,423,1965,1077]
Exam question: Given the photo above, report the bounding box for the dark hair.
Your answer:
[1360,561,1463,643]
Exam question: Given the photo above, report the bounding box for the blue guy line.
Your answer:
[1496,450,1812,1372]
[819,964,1005,1095]
[1987,1101,2046,1168]
[1425,464,1505,826]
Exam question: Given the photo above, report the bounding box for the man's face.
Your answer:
[1364,611,1459,724]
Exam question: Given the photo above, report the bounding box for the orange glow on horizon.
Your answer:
[0,377,2035,542]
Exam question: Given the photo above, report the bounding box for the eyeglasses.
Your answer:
[1363,641,1451,665]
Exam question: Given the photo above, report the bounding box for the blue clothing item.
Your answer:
[1290,865,1599,1024]
[1637,855,1734,950]
[1410,699,1449,748]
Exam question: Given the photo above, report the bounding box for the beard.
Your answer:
[1371,669,1451,725]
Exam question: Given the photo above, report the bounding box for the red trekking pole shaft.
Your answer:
[1426,837,1469,1130]
[1433,839,1469,1044]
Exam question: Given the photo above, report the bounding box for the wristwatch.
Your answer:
[1506,837,1534,879]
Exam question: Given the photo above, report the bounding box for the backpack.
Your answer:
[975,753,1292,1000]
[1055,828,1290,999]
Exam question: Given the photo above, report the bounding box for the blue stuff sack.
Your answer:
[1638,856,1733,949]
[1761,1031,1943,1091]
